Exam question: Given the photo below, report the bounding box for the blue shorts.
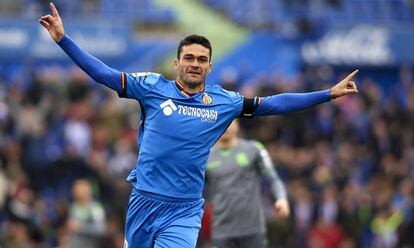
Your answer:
[124,188,204,248]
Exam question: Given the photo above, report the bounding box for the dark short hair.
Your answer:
[177,34,212,61]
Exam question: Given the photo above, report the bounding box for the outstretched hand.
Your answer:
[38,2,65,42]
[330,69,359,99]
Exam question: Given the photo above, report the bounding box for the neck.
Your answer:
[218,137,238,150]
[176,78,205,94]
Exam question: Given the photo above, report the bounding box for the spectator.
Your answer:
[66,179,106,248]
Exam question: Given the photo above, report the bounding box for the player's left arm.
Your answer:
[254,142,290,219]
[240,70,358,117]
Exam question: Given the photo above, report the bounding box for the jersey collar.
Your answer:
[175,80,205,97]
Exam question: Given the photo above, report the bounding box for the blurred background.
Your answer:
[0,0,414,247]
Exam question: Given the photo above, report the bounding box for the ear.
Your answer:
[208,63,212,73]
[174,59,179,70]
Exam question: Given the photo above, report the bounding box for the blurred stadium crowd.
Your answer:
[228,65,414,248]
[1,64,414,248]
[0,66,137,247]
[1,0,414,248]
[0,0,175,24]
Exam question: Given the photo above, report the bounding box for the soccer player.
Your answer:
[205,119,289,248]
[39,3,358,248]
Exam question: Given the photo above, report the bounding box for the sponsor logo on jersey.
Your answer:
[160,99,177,116]
[160,99,218,123]
[177,105,218,123]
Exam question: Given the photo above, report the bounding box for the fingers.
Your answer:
[346,81,358,94]
[40,15,54,23]
[348,81,357,90]
[276,207,289,219]
[342,71,359,96]
[347,89,358,94]
[345,69,359,81]
[50,2,60,18]
[38,19,50,29]
[275,200,290,219]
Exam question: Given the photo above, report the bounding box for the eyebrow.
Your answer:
[182,54,209,59]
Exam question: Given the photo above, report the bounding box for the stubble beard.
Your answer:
[180,73,205,90]
[186,80,203,89]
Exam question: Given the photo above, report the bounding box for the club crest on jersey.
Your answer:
[201,93,213,105]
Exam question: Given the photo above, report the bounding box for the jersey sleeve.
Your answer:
[119,72,161,100]
[57,34,122,92]
[254,90,331,116]
[223,89,244,117]
[254,141,287,200]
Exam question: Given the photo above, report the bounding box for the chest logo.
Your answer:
[201,93,213,105]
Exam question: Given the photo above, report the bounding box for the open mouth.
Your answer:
[187,71,201,75]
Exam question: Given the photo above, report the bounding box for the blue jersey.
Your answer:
[121,72,243,198]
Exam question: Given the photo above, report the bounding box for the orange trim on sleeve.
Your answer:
[257,97,262,105]
[122,72,125,89]
[121,72,125,89]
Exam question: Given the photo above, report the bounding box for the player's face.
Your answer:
[175,44,212,88]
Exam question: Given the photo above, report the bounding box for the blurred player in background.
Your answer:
[39,2,358,247]
[205,119,289,248]
[67,179,106,248]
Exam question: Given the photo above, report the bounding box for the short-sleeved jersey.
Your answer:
[121,72,244,199]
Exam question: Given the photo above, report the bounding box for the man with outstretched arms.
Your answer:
[39,3,358,247]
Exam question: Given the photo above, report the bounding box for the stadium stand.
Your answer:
[203,0,414,27]
[8,0,177,24]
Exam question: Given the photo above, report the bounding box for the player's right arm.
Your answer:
[38,3,138,96]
